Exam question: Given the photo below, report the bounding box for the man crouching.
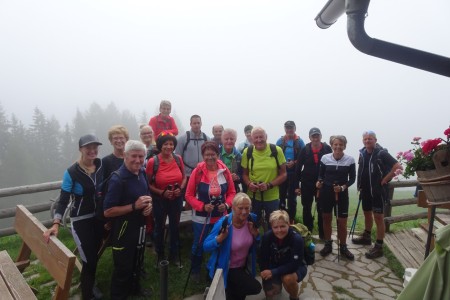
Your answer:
[104,140,152,299]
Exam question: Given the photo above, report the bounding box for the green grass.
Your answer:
[1,189,426,299]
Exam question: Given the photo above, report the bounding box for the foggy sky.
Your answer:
[1,0,449,162]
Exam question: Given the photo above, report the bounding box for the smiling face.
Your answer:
[80,144,99,161]
[203,149,218,169]
[271,219,289,240]
[232,198,252,223]
[161,140,175,156]
[251,129,267,151]
[124,149,145,174]
[363,134,377,152]
[140,128,154,146]
[221,131,236,153]
[111,133,127,151]
[160,104,171,116]
[331,137,346,156]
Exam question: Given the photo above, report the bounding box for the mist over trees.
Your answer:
[0,102,150,188]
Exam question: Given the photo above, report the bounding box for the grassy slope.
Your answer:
[0,189,427,299]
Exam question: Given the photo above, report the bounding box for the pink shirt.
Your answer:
[229,222,254,268]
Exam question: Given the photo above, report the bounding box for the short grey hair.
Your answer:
[124,140,146,153]
[222,128,237,138]
[232,192,252,207]
[362,130,377,139]
[251,126,267,137]
[329,135,347,147]
[160,100,171,107]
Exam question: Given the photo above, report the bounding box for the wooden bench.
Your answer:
[0,250,37,299]
[14,205,77,300]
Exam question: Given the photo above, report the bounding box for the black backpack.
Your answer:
[182,131,208,153]
[246,144,280,173]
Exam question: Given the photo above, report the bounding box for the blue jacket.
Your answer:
[203,213,259,288]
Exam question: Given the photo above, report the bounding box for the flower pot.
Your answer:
[417,149,450,183]
[417,149,450,203]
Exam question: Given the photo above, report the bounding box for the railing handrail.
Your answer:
[0,181,62,198]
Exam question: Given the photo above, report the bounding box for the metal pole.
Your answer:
[159,260,169,300]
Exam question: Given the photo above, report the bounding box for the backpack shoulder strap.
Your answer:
[172,153,182,170]
[152,154,160,182]
[247,145,254,172]
[269,144,280,169]
[182,131,191,154]
[202,132,207,141]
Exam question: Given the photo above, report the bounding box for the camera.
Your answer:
[167,184,173,191]
[210,195,223,206]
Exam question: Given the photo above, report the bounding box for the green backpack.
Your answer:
[290,223,315,265]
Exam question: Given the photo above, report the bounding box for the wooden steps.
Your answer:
[385,213,448,269]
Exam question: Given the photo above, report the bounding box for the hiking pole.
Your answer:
[259,182,268,233]
[182,212,211,298]
[349,192,362,239]
[334,183,340,262]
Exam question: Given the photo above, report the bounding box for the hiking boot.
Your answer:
[340,244,354,260]
[365,243,384,259]
[319,240,333,257]
[352,231,372,245]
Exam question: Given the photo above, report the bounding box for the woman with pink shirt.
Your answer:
[203,193,262,300]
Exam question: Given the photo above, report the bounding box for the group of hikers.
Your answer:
[43,100,401,300]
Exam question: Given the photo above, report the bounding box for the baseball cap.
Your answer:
[309,127,321,136]
[284,121,296,128]
[79,134,102,148]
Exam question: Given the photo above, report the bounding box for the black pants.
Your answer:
[279,172,298,221]
[301,181,323,237]
[71,217,105,300]
[226,267,262,300]
[110,218,145,300]
[153,195,182,257]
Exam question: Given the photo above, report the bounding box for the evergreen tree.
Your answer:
[0,103,10,169]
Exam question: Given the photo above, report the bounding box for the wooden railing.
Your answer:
[384,180,425,232]
[0,181,61,237]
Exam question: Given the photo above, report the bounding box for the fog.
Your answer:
[1,0,450,163]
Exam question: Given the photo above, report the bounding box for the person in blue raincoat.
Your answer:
[203,192,262,300]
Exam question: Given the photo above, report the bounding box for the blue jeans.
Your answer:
[191,221,213,273]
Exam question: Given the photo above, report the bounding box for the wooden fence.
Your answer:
[0,179,428,237]
[0,181,61,237]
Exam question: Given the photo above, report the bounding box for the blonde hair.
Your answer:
[108,125,129,142]
[269,210,290,225]
[232,192,252,207]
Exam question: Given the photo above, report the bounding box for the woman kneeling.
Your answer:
[260,210,307,300]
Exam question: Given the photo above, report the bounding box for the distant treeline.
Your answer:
[0,102,157,188]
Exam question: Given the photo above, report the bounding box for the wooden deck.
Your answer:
[384,213,449,269]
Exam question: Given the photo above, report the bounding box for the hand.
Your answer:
[261,269,272,281]
[333,185,342,193]
[142,202,152,216]
[137,195,152,210]
[248,221,259,238]
[295,188,301,196]
[248,182,259,193]
[104,221,112,231]
[216,227,229,244]
[43,225,59,243]
[258,182,268,191]
[173,187,182,197]
[164,189,175,200]
[204,203,214,213]
[316,181,323,189]
[286,160,295,169]
[217,203,227,213]
[231,173,239,182]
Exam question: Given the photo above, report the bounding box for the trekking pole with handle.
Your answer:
[334,183,340,262]
[182,212,211,298]
[349,191,362,239]
[259,182,268,233]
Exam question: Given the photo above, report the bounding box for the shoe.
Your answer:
[319,240,333,257]
[340,244,354,260]
[365,243,384,259]
[352,231,372,245]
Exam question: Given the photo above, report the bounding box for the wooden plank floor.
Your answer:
[384,229,426,269]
